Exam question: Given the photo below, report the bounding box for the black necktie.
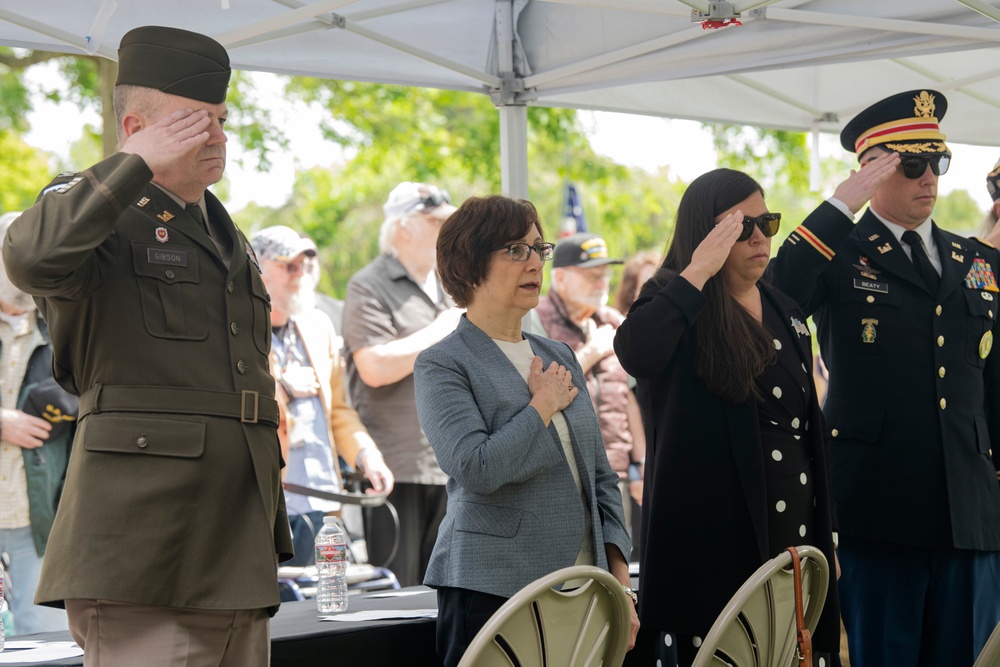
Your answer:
[902,230,940,294]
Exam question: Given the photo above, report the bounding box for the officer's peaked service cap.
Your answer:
[841,89,949,158]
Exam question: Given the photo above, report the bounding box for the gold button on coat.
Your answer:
[938,367,946,378]
[831,429,839,437]
[939,398,947,409]
[935,305,942,316]
[937,336,945,347]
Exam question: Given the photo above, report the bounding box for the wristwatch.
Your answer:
[622,585,638,606]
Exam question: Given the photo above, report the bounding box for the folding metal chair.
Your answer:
[974,618,1000,667]
[458,565,632,667]
[691,544,829,667]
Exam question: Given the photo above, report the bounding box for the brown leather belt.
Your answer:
[78,384,279,428]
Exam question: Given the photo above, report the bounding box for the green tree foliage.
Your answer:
[0,131,55,212]
[933,189,985,234]
[233,79,686,297]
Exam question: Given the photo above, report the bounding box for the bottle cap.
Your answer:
[323,516,339,527]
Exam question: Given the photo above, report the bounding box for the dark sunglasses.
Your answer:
[413,189,451,212]
[737,213,782,242]
[900,153,951,179]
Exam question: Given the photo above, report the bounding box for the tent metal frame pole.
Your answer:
[495,0,528,199]
[889,58,1000,112]
[0,7,117,58]
[224,0,500,86]
[765,7,1000,43]
[500,107,529,199]
[215,0,356,45]
[344,23,501,87]
[955,0,1000,24]
[524,25,709,89]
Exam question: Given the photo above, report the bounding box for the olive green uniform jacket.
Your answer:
[3,152,293,612]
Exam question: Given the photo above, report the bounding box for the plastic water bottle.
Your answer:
[315,516,348,613]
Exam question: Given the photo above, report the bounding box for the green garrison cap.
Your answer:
[116,26,230,104]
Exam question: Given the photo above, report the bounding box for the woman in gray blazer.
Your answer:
[413,195,637,667]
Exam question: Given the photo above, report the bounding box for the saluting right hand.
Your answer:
[832,150,900,214]
[120,107,213,174]
[680,209,745,290]
[527,357,578,425]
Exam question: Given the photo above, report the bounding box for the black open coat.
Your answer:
[614,275,840,651]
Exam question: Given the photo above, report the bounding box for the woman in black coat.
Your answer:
[614,169,840,666]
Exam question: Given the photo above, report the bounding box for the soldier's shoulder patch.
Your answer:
[972,236,996,249]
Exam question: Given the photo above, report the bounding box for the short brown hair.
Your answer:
[436,195,542,308]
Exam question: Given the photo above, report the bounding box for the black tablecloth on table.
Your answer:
[4,582,648,667]
[2,587,440,667]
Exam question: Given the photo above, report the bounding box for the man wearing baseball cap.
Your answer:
[771,90,1000,666]
[536,233,644,559]
[4,26,289,664]
[342,182,462,587]
[251,226,393,567]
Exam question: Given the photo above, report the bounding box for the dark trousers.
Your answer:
[364,482,448,587]
[436,586,508,667]
[838,536,1000,667]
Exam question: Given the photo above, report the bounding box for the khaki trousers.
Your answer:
[65,599,270,667]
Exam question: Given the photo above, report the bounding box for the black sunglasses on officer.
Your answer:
[863,150,951,180]
[737,213,782,242]
[898,153,951,179]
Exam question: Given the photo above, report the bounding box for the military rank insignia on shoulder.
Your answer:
[972,236,996,249]
[41,174,83,196]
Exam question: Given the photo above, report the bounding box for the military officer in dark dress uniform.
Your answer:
[771,90,1000,667]
[3,26,291,666]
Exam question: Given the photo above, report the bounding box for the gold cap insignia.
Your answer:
[914,91,936,119]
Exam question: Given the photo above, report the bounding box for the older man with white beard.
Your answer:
[251,226,393,566]
[0,212,76,635]
[535,233,646,557]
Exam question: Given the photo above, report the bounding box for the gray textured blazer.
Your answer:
[414,316,631,598]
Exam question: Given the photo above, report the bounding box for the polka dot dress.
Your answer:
[756,297,816,555]
[654,298,824,667]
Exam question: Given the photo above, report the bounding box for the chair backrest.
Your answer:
[691,545,829,667]
[974,618,1000,667]
[458,565,632,667]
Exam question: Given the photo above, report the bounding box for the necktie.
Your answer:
[186,204,207,234]
[187,203,232,266]
[902,230,939,294]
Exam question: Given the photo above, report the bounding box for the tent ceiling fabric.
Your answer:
[1,0,999,145]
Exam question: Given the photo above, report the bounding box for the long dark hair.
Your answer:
[651,168,776,404]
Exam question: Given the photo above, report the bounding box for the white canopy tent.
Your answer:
[1,0,999,196]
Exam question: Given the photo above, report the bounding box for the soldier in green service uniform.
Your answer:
[3,26,291,666]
